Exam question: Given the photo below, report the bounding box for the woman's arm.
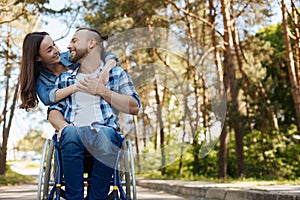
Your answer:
[99,59,116,84]
[55,84,80,102]
[55,60,115,101]
[53,56,116,102]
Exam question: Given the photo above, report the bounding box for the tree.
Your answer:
[17,129,46,154]
[281,0,300,133]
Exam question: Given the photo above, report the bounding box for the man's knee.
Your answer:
[98,126,121,145]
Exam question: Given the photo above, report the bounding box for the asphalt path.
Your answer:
[0,161,189,200]
[0,182,189,200]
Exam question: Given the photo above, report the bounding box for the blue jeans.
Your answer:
[57,125,121,200]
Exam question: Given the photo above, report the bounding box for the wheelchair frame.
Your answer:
[37,137,136,200]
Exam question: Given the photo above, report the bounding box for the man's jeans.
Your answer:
[56,125,122,200]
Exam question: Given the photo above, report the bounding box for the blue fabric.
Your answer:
[48,65,141,130]
[57,125,121,200]
[36,51,118,106]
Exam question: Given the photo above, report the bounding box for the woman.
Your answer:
[19,31,118,110]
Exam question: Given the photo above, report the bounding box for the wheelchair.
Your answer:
[37,134,137,200]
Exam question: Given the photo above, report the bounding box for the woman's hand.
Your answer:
[79,76,106,96]
[98,69,110,85]
[73,82,85,92]
[57,124,72,142]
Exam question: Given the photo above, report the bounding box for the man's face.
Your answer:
[67,30,89,63]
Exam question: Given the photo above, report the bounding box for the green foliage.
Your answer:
[258,24,296,130]
[0,165,33,186]
[243,126,300,180]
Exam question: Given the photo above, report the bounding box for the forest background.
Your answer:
[0,0,300,181]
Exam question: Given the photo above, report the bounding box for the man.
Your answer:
[48,28,140,200]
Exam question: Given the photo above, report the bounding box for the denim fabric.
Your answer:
[57,125,121,200]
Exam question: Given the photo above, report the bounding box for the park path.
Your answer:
[0,161,190,200]
[0,182,190,200]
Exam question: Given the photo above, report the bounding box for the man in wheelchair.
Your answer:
[47,28,141,200]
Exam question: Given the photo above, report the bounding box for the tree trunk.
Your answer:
[0,26,12,175]
[133,116,141,173]
[178,84,189,176]
[220,0,244,177]
[208,0,228,179]
[281,0,300,133]
[291,0,300,88]
[154,78,166,175]
[218,123,230,178]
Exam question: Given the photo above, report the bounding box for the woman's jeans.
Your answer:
[56,125,122,200]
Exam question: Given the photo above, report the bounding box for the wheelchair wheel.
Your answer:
[37,139,57,200]
[119,139,136,200]
[37,139,50,200]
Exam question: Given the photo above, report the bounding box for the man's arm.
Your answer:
[97,85,139,115]
[48,109,71,141]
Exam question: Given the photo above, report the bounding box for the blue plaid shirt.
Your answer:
[48,65,141,131]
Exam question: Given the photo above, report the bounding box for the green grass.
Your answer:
[0,165,34,186]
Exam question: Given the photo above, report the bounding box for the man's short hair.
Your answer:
[76,27,108,43]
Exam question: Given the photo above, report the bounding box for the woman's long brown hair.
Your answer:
[19,32,49,111]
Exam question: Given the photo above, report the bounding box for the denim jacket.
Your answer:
[36,51,119,106]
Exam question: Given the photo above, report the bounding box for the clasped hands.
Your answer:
[76,69,109,96]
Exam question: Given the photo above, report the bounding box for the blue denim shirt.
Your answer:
[36,51,119,106]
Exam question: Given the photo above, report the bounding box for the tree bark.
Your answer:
[218,123,230,178]
[281,0,300,133]
[220,0,244,177]
[0,26,12,175]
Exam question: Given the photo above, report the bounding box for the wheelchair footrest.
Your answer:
[107,189,119,200]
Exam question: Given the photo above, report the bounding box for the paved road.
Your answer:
[0,182,189,200]
[1,161,189,200]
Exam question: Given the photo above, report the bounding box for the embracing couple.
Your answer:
[19,28,141,200]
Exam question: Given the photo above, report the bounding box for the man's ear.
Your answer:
[89,39,96,49]
[36,56,41,62]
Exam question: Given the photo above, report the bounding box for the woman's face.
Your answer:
[37,35,60,66]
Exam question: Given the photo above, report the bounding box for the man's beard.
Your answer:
[70,48,87,63]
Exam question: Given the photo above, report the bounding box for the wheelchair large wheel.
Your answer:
[119,139,136,200]
[37,139,57,200]
[37,139,52,200]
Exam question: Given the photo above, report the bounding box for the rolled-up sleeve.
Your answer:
[47,74,68,120]
[36,79,54,106]
[48,88,58,104]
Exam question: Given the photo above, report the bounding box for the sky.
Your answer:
[42,0,80,52]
